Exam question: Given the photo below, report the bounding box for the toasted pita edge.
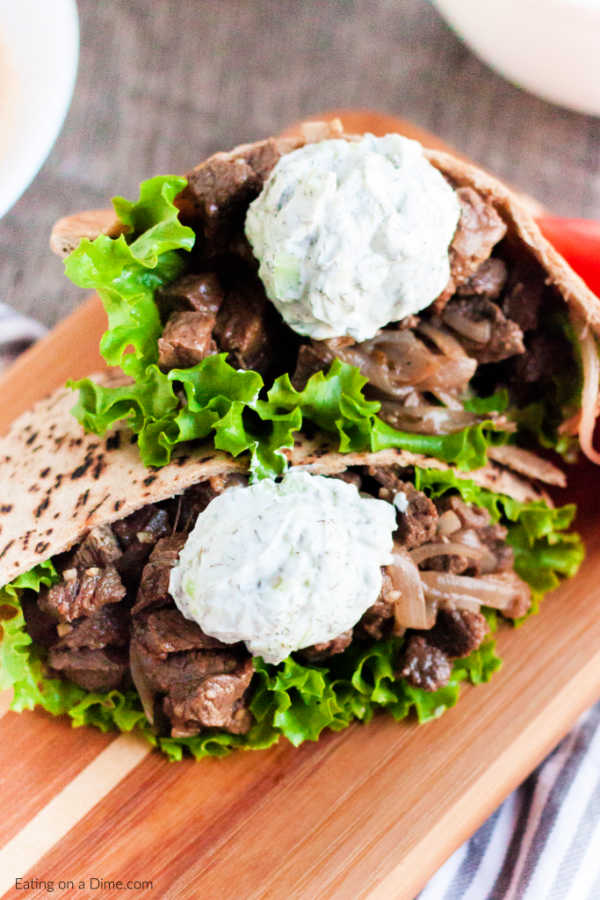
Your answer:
[0,374,551,587]
[49,119,600,336]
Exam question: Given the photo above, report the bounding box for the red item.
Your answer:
[537,216,600,296]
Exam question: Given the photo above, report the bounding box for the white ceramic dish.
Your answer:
[0,0,79,219]
[433,0,600,117]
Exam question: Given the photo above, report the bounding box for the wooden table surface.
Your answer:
[1,0,600,330]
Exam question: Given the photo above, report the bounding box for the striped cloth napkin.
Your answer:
[419,704,600,899]
[2,302,600,898]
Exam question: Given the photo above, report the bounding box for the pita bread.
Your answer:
[0,375,551,588]
[50,119,600,335]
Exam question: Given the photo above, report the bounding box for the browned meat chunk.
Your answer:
[21,595,57,647]
[422,608,488,658]
[292,341,336,389]
[54,604,130,652]
[503,275,543,333]
[156,272,224,317]
[158,310,217,370]
[164,659,254,737]
[299,630,353,663]
[513,333,564,384]
[113,505,170,580]
[394,487,439,550]
[449,188,507,287]
[243,140,284,182]
[48,646,128,692]
[214,277,275,372]
[71,525,122,570]
[165,473,248,533]
[368,467,438,549]
[131,534,188,615]
[181,157,261,241]
[135,607,227,659]
[39,565,126,623]
[400,635,451,692]
[441,297,525,364]
[357,571,396,640]
[457,258,507,301]
[177,139,281,249]
[332,470,362,490]
[131,627,253,737]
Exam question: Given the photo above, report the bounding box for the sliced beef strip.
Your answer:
[155,272,224,317]
[38,565,126,623]
[135,607,228,659]
[54,604,130,652]
[440,296,525,364]
[112,505,170,581]
[448,187,508,288]
[71,525,122,570]
[158,310,217,370]
[419,608,488,659]
[48,646,129,692]
[368,466,438,549]
[456,257,507,301]
[298,630,353,663]
[131,534,188,616]
[131,635,240,693]
[293,320,418,391]
[399,635,451,692]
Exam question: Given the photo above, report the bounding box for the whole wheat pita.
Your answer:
[0,374,551,587]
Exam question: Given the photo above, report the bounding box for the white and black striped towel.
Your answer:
[2,303,600,899]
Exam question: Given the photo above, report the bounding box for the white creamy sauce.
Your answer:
[169,471,397,664]
[393,491,409,513]
[245,134,460,341]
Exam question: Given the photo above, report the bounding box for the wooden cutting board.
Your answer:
[1,113,600,900]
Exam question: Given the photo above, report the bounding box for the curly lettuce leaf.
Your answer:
[413,466,584,614]
[70,355,510,480]
[64,176,195,378]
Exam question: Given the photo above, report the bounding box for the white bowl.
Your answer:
[0,0,79,219]
[433,0,600,117]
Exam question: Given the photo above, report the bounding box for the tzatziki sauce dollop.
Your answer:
[244,134,461,341]
[168,470,396,664]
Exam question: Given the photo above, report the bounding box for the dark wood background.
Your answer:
[2,0,600,328]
